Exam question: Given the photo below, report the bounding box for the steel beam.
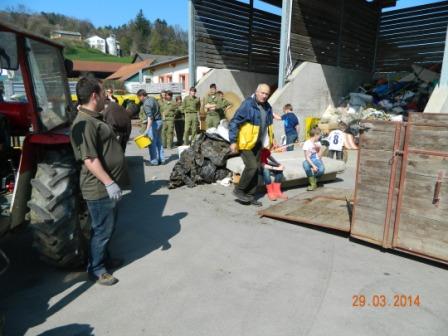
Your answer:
[278,0,292,89]
[188,0,197,88]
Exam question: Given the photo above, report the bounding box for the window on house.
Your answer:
[179,74,187,91]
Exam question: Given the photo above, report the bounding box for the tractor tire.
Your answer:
[28,150,90,268]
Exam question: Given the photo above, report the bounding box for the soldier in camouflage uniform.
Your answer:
[161,91,177,149]
[182,87,201,145]
[216,90,232,121]
[204,83,220,129]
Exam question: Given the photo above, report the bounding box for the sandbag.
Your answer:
[200,159,216,184]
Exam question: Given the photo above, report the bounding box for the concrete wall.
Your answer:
[196,69,278,101]
[269,62,371,141]
[424,85,448,113]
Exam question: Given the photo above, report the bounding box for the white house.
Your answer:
[85,35,106,53]
[108,54,211,94]
[105,35,121,56]
[145,56,210,94]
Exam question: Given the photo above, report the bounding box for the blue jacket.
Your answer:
[229,95,274,150]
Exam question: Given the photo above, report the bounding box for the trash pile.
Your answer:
[319,64,440,134]
[168,131,232,189]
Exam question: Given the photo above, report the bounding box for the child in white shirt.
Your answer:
[303,128,325,191]
[326,125,345,161]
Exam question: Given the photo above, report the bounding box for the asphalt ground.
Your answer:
[0,129,447,336]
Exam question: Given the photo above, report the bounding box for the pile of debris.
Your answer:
[319,64,440,134]
[168,132,232,189]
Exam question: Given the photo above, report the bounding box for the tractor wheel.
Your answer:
[28,150,90,268]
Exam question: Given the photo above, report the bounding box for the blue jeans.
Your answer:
[286,132,298,151]
[303,155,325,178]
[86,197,117,277]
[147,120,164,164]
[262,168,283,184]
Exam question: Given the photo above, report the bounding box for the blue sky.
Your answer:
[0,0,444,29]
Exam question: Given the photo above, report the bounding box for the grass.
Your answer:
[63,43,132,63]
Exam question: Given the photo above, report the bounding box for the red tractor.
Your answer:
[0,22,90,267]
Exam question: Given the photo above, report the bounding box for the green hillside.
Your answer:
[63,41,132,63]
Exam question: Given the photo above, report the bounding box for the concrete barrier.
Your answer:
[268,62,371,141]
[226,149,345,188]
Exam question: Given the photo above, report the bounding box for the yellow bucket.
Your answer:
[304,117,321,139]
[134,134,152,149]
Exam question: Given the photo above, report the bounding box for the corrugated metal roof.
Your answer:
[106,55,188,82]
[150,55,188,68]
[106,59,153,81]
[132,53,181,64]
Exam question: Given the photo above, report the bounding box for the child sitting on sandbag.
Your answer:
[261,146,288,201]
[303,128,325,191]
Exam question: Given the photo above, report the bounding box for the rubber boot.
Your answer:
[273,182,288,200]
[266,183,277,201]
[307,176,317,191]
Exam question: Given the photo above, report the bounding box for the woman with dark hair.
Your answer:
[174,95,185,146]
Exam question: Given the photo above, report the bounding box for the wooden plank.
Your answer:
[392,113,448,262]
[380,25,447,39]
[360,132,397,151]
[258,188,353,232]
[409,113,448,125]
[382,12,448,29]
[408,127,448,152]
[351,206,387,242]
[395,212,448,261]
[351,120,401,247]
[194,0,280,73]
[376,1,448,71]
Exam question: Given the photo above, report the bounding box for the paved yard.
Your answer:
[1,132,447,336]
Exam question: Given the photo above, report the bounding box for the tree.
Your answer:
[0,7,188,57]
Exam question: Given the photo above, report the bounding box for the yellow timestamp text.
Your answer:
[352,294,421,308]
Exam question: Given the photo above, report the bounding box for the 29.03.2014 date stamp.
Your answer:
[352,294,420,308]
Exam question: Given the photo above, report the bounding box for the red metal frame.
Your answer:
[382,122,403,248]
[17,35,41,133]
[27,133,70,145]
[350,125,363,233]
[391,119,412,248]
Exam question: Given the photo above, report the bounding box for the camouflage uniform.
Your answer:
[216,97,231,120]
[182,95,200,145]
[204,92,220,129]
[160,100,177,148]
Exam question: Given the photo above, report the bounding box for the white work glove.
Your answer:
[105,182,122,201]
